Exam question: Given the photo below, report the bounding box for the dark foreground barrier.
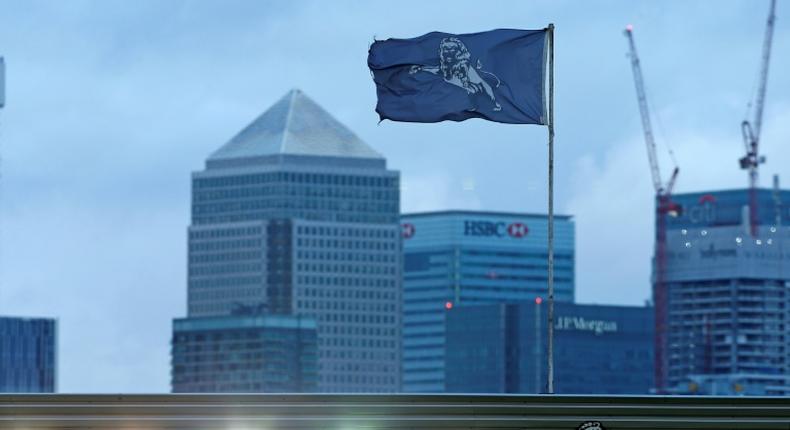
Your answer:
[0,394,788,429]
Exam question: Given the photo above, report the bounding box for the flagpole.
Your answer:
[546,22,555,395]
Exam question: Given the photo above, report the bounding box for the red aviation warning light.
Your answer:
[445,301,453,310]
[535,297,543,305]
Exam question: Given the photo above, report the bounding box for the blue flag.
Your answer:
[368,28,549,125]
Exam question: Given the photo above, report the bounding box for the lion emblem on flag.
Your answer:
[410,37,502,111]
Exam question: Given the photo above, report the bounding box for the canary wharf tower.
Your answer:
[186,90,401,392]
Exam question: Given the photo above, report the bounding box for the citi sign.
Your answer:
[463,220,529,238]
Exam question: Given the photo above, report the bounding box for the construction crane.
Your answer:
[740,0,776,237]
[624,24,679,393]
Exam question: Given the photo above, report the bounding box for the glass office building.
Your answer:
[658,188,790,395]
[179,89,401,392]
[401,211,574,392]
[0,316,57,393]
[171,314,316,393]
[445,302,654,394]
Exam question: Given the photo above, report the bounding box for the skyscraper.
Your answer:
[182,89,401,392]
[658,188,790,395]
[401,211,574,392]
[0,316,57,393]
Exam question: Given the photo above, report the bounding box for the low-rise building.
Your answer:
[0,316,57,393]
[445,302,653,394]
[171,314,317,393]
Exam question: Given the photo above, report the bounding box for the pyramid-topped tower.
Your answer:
[208,89,382,166]
[177,90,402,394]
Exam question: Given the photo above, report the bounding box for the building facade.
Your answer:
[401,211,574,392]
[658,188,790,394]
[444,302,654,394]
[171,314,317,393]
[0,316,57,393]
[180,89,401,393]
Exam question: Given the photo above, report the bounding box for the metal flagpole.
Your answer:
[546,23,555,395]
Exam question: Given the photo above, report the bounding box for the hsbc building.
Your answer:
[401,210,575,393]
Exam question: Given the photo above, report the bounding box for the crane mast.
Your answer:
[624,25,678,393]
[624,26,664,194]
[741,0,776,236]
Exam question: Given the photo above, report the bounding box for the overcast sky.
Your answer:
[0,0,788,392]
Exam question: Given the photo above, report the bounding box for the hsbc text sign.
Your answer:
[463,220,528,239]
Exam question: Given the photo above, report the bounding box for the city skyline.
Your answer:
[0,0,788,392]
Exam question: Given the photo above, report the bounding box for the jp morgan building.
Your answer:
[401,210,574,392]
[445,302,654,394]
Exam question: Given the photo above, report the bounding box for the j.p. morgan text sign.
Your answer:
[556,316,617,335]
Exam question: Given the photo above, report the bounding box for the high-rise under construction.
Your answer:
[659,188,790,395]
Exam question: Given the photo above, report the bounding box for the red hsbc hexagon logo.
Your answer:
[402,223,416,239]
[507,222,528,238]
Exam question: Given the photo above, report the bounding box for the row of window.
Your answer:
[194,200,398,217]
[322,361,396,374]
[297,250,397,263]
[298,287,395,301]
[190,276,263,289]
[174,367,312,383]
[189,303,237,315]
[318,349,398,361]
[316,313,397,324]
[462,260,574,270]
[314,322,393,337]
[189,263,263,276]
[318,337,393,349]
[297,237,397,251]
[298,259,396,274]
[297,263,395,275]
[460,273,574,282]
[0,372,55,392]
[190,251,263,264]
[189,226,262,240]
[189,287,261,302]
[0,320,56,336]
[298,275,397,287]
[319,373,397,386]
[297,299,396,314]
[194,211,398,225]
[190,239,262,252]
[195,172,398,189]
[462,250,574,259]
[298,225,396,238]
[194,185,398,202]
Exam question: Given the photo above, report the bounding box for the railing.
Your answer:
[0,394,788,429]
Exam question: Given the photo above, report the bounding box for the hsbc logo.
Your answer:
[464,220,529,239]
[507,222,528,238]
[402,223,415,239]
